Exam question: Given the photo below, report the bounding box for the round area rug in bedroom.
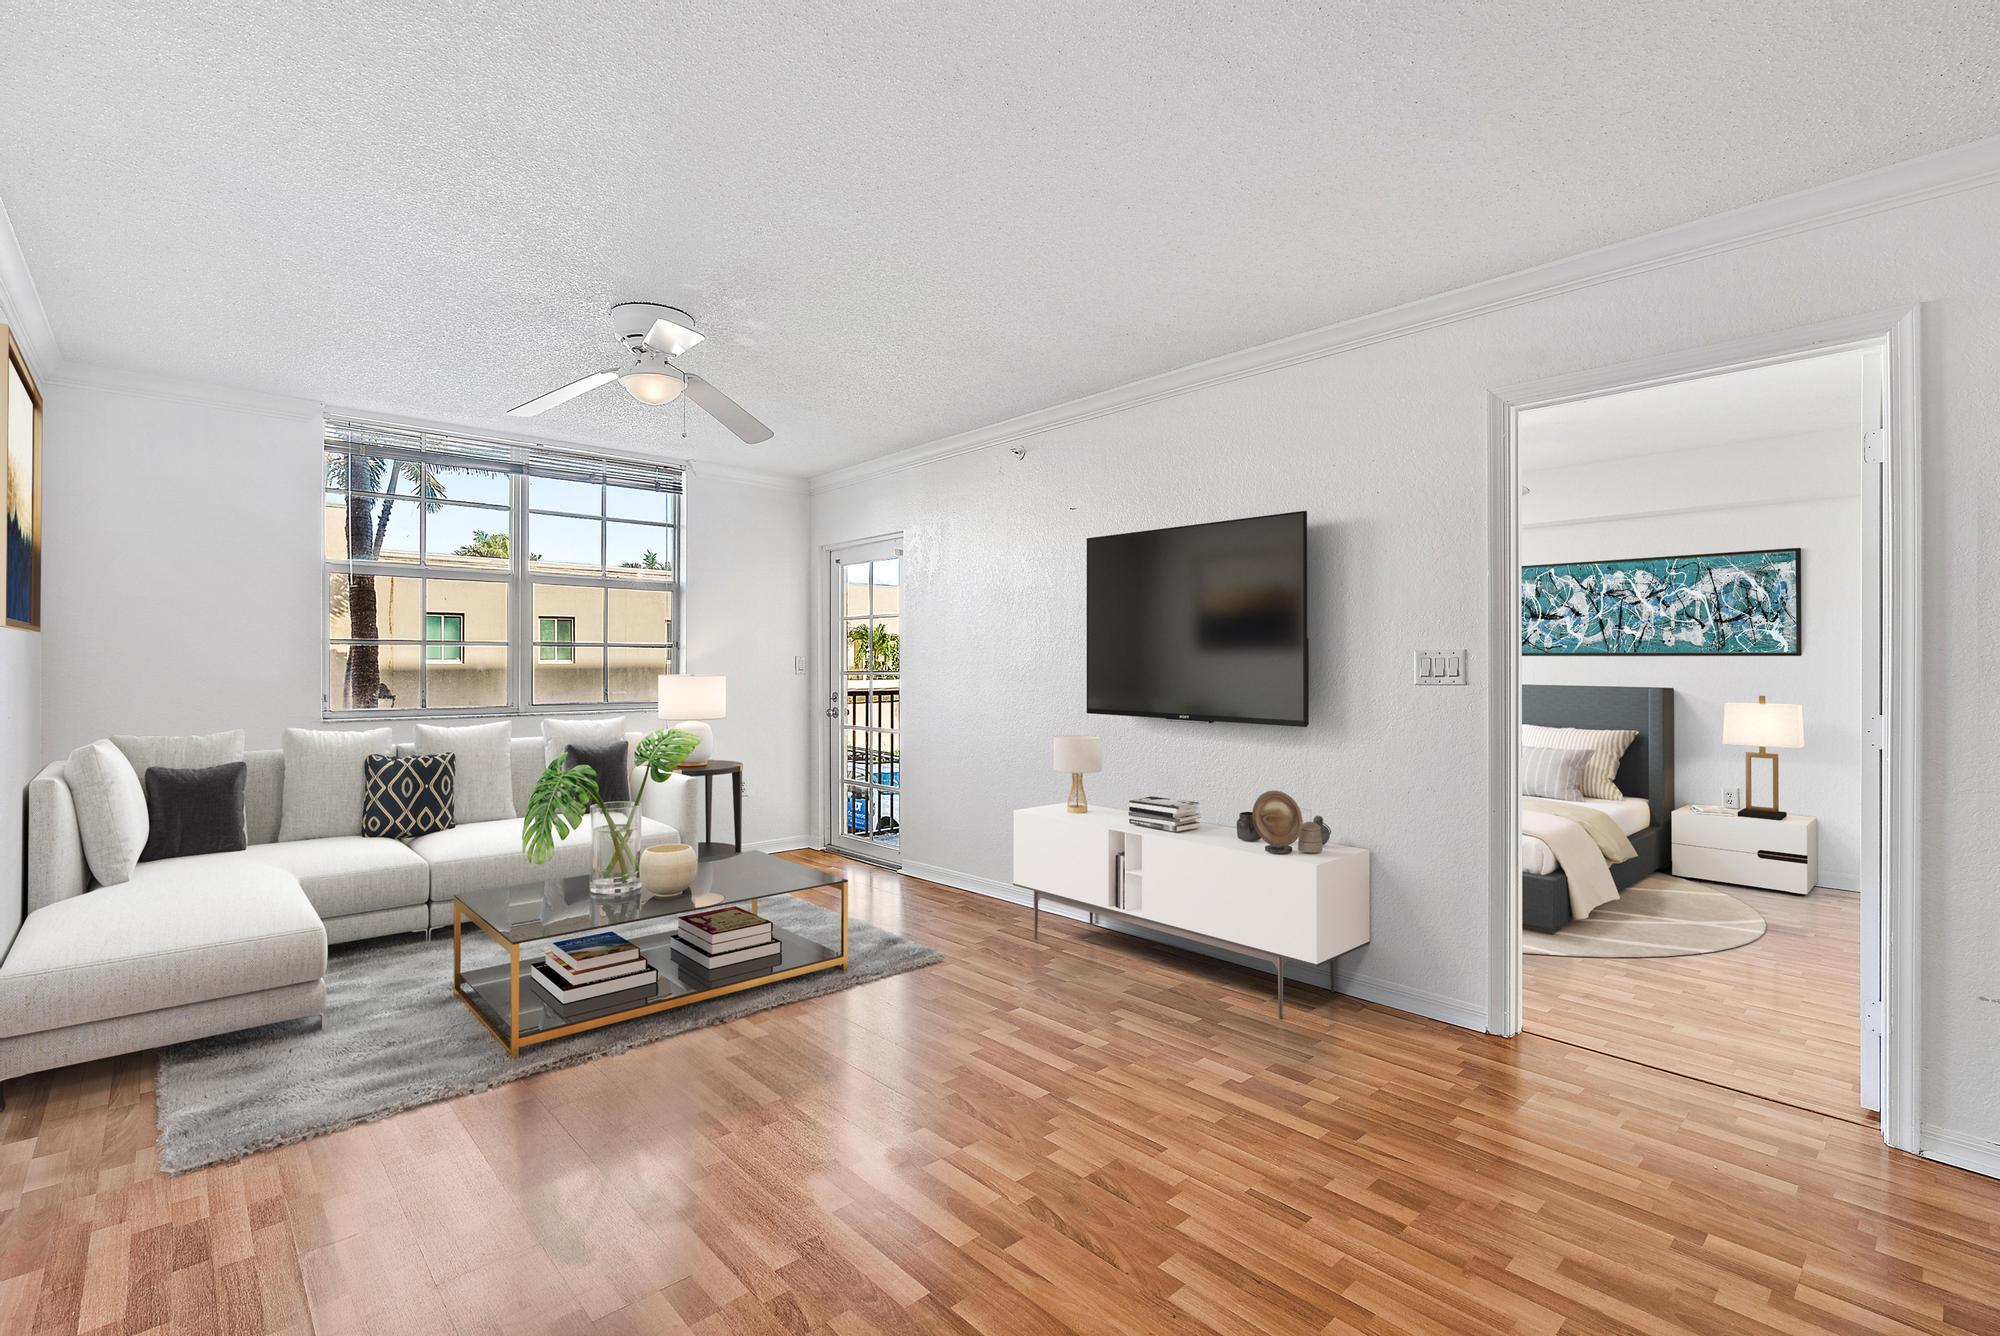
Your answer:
[1523,875,1767,958]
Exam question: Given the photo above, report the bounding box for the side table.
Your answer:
[680,760,744,858]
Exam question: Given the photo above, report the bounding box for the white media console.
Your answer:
[1011,804,1371,1015]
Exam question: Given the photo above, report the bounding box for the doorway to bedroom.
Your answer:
[1504,338,1896,1129]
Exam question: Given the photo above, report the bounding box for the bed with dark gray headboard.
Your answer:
[1522,684,1675,932]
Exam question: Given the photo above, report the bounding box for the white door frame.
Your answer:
[1484,307,1923,1153]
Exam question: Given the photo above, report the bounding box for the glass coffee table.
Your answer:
[451,851,848,1056]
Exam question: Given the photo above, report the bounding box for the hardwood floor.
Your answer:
[1524,883,1866,1124]
[5,853,1997,1335]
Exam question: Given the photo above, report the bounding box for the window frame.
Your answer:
[322,420,682,720]
[537,615,577,663]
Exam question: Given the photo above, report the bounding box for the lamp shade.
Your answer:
[1052,735,1102,774]
[657,674,726,720]
[1722,700,1803,749]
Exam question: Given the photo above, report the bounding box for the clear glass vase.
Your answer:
[590,802,642,896]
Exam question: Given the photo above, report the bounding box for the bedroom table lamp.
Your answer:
[1722,696,1803,820]
[1052,735,1102,813]
[658,674,726,766]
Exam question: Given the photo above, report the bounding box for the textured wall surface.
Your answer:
[811,182,2000,1146]
[1,4,1998,475]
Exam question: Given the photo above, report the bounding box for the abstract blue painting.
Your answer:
[1522,548,1800,655]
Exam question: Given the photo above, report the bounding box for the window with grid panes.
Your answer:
[323,418,681,716]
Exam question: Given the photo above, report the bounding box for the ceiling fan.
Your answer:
[507,302,773,444]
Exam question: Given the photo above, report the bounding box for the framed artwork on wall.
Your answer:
[3,325,41,631]
[1521,547,1801,656]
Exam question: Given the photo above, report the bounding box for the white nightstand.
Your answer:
[1671,806,1818,894]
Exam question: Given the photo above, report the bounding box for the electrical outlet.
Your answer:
[1412,649,1468,686]
[1723,787,1740,808]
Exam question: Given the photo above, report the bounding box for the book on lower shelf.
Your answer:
[530,959,658,1006]
[678,906,775,952]
[547,930,643,975]
[669,933,783,972]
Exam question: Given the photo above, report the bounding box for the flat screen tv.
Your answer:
[1087,511,1308,725]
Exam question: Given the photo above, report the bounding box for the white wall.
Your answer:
[36,376,812,850]
[1520,426,1864,888]
[810,180,2000,1151]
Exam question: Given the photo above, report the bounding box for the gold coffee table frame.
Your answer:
[452,878,849,1057]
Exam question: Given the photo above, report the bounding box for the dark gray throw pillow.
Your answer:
[139,761,249,862]
[564,741,631,803]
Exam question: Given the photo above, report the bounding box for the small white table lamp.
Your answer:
[1722,695,1803,820]
[1052,735,1102,813]
[658,674,727,766]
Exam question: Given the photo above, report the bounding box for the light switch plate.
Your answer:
[1413,649,1468,686]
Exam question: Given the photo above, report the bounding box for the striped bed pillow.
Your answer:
[1520,746,1595,802]
[1521,725,1638,801]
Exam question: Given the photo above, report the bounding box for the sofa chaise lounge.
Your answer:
[0,733,688,1101]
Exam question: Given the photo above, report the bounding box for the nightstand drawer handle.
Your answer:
[1756,850,1809,864]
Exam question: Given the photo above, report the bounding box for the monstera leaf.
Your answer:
[634,727,701,783]
[522,756,601,865]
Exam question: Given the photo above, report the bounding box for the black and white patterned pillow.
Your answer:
[361,753,456,839]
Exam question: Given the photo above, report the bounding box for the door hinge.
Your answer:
[1864,714,1887,750]
[1864,999,1885,1037]
[1862,429,1887,465]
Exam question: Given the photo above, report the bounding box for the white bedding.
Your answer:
[1521,797,1650,874]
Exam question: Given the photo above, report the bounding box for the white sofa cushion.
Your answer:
[241,837,431,920]
[280,727,393,841]
[112,729,246,778]
[410,815,677,901]
[541,715,629,767]
[0,864,324,1038]
[65,740,150,888]
[414,719,514,823]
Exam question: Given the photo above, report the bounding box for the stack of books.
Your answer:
[1128,796,1200,832]
[670,907,782,976]
[532,931,659,1011]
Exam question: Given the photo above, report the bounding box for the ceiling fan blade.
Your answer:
[507,370,617,417]
[683,374,773,444]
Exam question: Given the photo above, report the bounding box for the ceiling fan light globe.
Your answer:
[620,368,685,406]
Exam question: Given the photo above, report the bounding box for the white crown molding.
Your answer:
[0,194,63,376]
[689,460,810,493]
[49,361,320,421]
[810,133,2000,495]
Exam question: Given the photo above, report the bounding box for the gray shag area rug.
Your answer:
[1523,874,1767,958]
[155,896,940,1173]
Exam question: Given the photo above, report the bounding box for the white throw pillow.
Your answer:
[67,740,150,887]
[279,727,394,841]
[1521,725,1638,801]
[541,715,630,769]
[413,720,515,823]
[110,729,249,842]
[111,729,245,780]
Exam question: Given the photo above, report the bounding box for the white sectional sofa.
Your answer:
[1,733,689,1097]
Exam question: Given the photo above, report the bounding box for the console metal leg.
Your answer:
[1032,890,1040,941]
[1274,954,1285,1018]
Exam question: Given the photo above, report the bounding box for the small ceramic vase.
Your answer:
[1299,816,1329,855]
[640,842,699,895]
[1236,811,1259,842]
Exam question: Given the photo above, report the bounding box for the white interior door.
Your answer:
[1858,347,1886,1113]
[828,538,903,863]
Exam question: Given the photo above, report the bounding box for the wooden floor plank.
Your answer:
[1,853,1994,1334]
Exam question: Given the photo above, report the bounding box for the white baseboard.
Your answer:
[1331,970,1488,1032]
[900,860,1485,1030]
[1920,1124,2000,1180]
[748,834,813,855]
